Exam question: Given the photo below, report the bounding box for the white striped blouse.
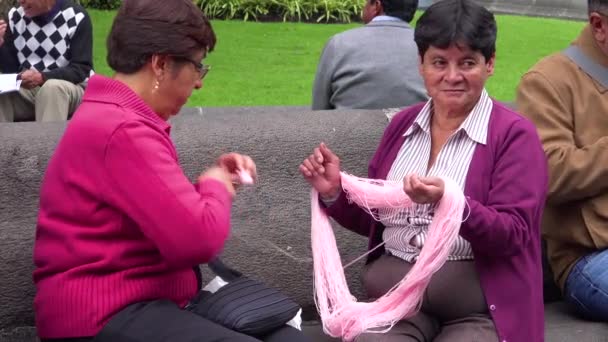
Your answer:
[380,89,493,262]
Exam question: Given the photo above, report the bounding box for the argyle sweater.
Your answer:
[0,0,93,84]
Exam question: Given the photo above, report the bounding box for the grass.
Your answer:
[89,10,586,107]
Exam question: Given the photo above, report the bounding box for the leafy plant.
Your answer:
[240,0,270,21]
[0,0,19,19]
[197,0,365,23]
[200,0,241,19]
[271,0,314,22]
[79,0,122,10]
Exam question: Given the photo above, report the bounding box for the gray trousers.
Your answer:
[356,254,498,342]
[0,79,84,122]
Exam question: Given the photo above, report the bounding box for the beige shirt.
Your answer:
[516,25,608,290]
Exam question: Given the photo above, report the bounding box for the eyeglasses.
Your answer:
[171,55,210,80]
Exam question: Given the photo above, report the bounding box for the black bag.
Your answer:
[186,258,301,336]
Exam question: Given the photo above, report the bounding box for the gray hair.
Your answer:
[589,0,608,14]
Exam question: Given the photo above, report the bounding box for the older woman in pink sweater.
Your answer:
[32,1,308,342]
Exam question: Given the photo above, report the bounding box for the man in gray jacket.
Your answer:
[312,0,427,110]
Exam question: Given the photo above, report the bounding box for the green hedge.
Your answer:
[79,0,365,23]
[79,0,121,10]
[197,0,365,23]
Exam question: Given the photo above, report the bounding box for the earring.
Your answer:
[153,79,160,92]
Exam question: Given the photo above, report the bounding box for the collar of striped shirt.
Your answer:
[403,89,493,145]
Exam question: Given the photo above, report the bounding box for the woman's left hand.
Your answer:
[403,174,444,204]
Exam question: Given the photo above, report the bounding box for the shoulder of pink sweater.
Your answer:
[69,101,146,139]
[68,101,171,156]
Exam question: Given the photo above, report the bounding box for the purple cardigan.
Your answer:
[326,101,548,342]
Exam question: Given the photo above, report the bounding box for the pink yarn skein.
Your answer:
[238,169,254,184]
[310,172,466,341]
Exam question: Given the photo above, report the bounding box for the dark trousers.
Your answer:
[42,299,310,342]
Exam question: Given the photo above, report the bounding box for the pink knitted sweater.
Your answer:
[33,75,232,338]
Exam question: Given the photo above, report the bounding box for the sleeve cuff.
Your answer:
[197,178,233,203]
[320,192,340,207]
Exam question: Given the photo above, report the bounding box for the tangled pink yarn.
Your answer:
[310,172,466,341]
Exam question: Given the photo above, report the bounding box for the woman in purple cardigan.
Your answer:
[300,0,548,341]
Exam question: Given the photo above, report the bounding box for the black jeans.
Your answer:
[42,299,310,342]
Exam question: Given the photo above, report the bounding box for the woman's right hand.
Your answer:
[198,153,257,196]
[299,142,342,199]
[198,166,236,196]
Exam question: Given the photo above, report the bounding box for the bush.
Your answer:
[198,0,365,23]
[0,0,19,19]
[79,0,122,10]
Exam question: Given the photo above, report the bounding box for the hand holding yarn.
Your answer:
[299,142,342,200]
[198,166,237,195]
[216,152,257,184]
[237,169,254,185]
[403,174,444,204]
[198,153,257,195]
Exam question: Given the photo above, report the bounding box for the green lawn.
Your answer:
[89,10,585,107]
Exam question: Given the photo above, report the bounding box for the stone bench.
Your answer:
[1,106,607,341]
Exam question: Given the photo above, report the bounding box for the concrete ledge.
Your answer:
[1,106,607,341]
[3,302,608,342]
[474,0,587,20]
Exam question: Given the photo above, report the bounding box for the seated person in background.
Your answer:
[516,0,608,322]
[301,0,548,341]
[311,0,427,110]
[0,0,92,122]
[32,0,308,341]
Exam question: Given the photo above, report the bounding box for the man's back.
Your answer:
[312,20,427,110]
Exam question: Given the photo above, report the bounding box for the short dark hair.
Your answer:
[414,0,496,61]
[107,0,216,74]
[589,0,608,14]
[376,0,419,23]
